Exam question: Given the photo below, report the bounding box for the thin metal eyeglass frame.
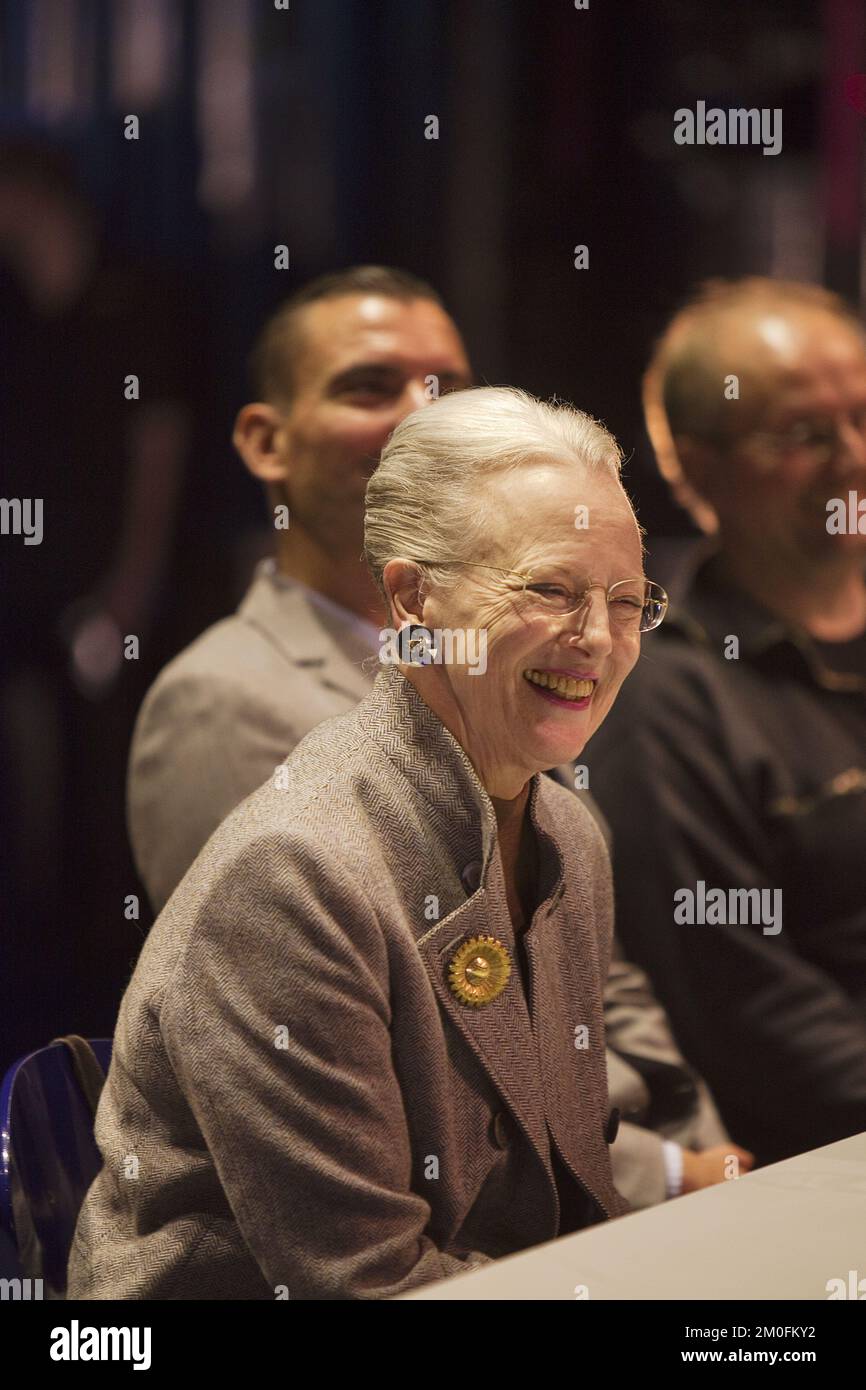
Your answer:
[406,558,669,632]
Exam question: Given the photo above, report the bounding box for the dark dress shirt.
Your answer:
[583,549,866,1165]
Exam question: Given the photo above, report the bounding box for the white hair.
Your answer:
[364,385,627,603]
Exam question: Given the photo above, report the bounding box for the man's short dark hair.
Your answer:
[247,265,447,403]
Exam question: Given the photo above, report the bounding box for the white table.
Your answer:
[398,1131,866,1299]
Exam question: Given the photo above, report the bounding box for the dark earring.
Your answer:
[399,623,438,665]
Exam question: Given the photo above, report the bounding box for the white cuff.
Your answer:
[662,1140,684,1199]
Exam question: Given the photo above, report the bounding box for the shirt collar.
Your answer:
[666,547,866,693]
[259,558,382,654]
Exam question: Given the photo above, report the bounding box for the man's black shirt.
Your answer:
[584,549,866,1165]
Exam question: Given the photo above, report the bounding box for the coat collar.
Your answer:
[355,662,567,891]
[238,562,376,703]
[356,661,504,869]
[356,663,618,1222]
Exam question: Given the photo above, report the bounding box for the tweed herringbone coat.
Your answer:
[127,564,728,1210]
[69,662,629,1300]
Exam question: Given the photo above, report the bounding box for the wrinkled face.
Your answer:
[716,309,866,562]
[418,461,645,788]
[276,293,472,544]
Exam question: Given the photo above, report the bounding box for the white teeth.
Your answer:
[523,669,594,701]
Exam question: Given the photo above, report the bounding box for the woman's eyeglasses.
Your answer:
[409,560,669,633]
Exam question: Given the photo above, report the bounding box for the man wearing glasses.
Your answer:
[584,277,866,1166]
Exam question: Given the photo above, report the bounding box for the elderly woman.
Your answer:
[68,386,667,1300]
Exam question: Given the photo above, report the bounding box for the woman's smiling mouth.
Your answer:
[523,668,596,707]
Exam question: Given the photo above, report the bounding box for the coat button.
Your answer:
[460,861,483,894]
[604,1107,621,1144]
[490,1111,512,1149]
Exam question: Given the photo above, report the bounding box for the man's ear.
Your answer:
[232,402,289,485]
[382,559,426,627]
[669,435,720,535]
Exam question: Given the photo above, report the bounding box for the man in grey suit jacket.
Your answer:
[128,266,744,1209]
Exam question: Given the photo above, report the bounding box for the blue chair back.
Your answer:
[0,1038,112,1295]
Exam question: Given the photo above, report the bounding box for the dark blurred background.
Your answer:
[1,0,864,1071]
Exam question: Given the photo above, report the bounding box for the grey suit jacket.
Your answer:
[128,563,728,1210]
[70,663,628,1299]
